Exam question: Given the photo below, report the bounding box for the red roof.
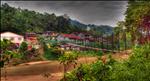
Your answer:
[84,37,95,41]
[63,34,71,37]
[63,34,82,40]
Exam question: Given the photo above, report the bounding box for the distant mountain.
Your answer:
[70,19,114,35]
[88,24,114,35]
[70,19,87,30]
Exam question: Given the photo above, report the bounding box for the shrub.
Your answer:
[78,50,103,57]
[63,43,150,81]
[43,47,61,60]
[59,51,78,81]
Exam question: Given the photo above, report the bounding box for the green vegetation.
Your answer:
[0,39,41,67]
[62,43,150,81]
[77,51,103,57]
[1,3,78,34]
[61,1,150,80]
[43,47,61,60]
[38,36,61,60]
[1,1,150,81]
[1,3,113,35]
[59,51,78,81]
[125,0,150,43]
[19,42,28,60]
[0,39,20,67]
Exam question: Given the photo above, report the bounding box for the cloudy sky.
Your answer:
[1,1,128,27]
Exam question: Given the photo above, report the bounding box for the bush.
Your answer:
[63,43,150,81]
[43,47,61,60]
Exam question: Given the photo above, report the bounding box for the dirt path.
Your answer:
[1,57,97,81]
[1,51,131,81]
[1,73,63,81]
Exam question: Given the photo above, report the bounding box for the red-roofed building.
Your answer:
[43,31,58,40]
[56,34,83,41]
[25,32,40,49]
[25,33,37,44]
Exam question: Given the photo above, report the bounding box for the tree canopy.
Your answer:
[1,3,113,35]
[1,3,77,34]
[125,0,150,43]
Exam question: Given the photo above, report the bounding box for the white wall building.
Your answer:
[0,32,24,45]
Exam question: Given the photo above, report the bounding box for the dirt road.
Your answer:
[1,51,130,81]
[1,57,98,81]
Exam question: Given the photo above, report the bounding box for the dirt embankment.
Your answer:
[1,57,97,81]
[1,51,131,81]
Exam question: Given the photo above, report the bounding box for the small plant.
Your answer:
[0,39,21,81]
[19,42,28,60]
[59,51,78,81]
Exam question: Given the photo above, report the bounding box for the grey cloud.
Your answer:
[1,1,128,27]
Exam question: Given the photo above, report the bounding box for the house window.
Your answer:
[10,37,14,41]
[18,37,22,41]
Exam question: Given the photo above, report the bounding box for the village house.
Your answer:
[56,33,83,43]
[25,32,40,49]
[72,32,93,38]
[53,32,112,51]
[56,34,70,42]
[0,32,24,46]
[43,31,58,40]
[59,44,80,51]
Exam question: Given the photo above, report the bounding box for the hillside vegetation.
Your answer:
[1,3,113,35]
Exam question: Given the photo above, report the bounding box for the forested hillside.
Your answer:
[70,20,113,35]
[1,3,113,35]
[1,3,76,34]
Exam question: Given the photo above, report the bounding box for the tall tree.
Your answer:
[125,0,150,44]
